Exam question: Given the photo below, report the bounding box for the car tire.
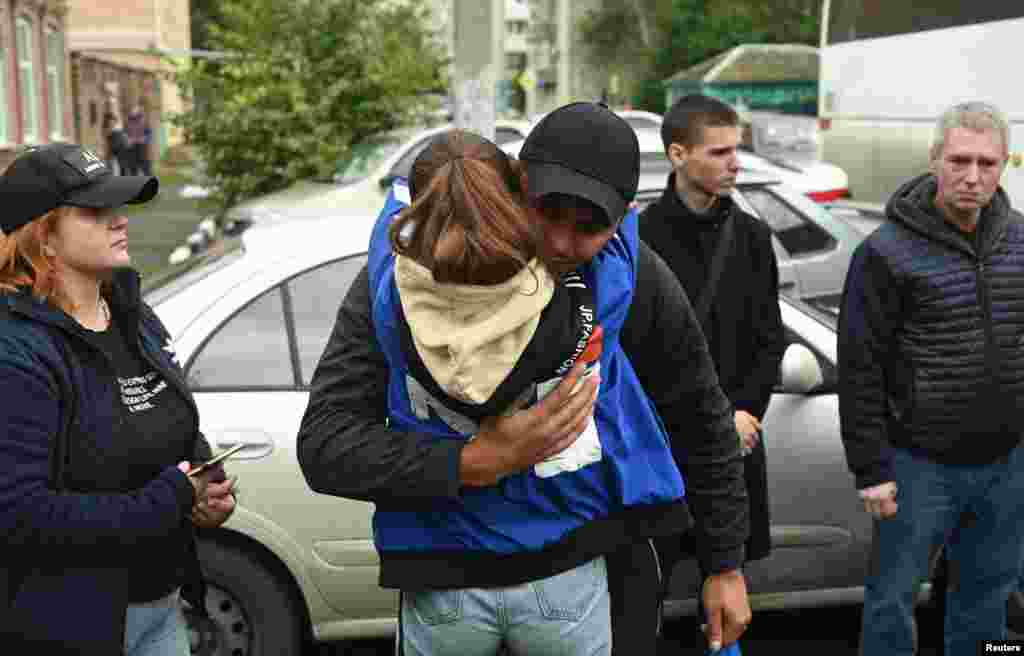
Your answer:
[184,539,306,656]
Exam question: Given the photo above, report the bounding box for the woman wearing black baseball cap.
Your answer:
[0,143,235,655]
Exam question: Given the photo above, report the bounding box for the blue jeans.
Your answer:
[399,557,611,656]
[860,443,1024,655]
[124,589,190,656]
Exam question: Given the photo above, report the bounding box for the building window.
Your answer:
[0,37,8,144]
[45,28,64,139]
[15,17,38,143]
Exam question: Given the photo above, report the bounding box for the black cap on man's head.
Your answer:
[0,143,158,235]
[519,102,639,226]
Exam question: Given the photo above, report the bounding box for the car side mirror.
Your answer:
[379,174,397,190]
[778,343,824,394]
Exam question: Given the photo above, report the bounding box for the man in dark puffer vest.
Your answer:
[839,101,1024,655]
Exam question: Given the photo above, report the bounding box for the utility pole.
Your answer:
[556,0,570,106]
[452,0,505,141]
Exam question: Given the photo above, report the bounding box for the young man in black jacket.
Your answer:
[297,103,752,655]
[640,94,785,654]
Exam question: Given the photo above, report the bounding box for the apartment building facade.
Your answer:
[0,0,73,169]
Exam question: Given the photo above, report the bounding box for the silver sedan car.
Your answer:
[148,210,1005,655]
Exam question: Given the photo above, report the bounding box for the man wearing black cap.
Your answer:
[298,103,751,654]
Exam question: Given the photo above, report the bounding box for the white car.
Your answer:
[525,108,665,134]
[148,204,994,655]
[822,199,887,238]
[214,121,530,234]
[632,169,866,310]
[611,109,666,132]
[503,128,850,205]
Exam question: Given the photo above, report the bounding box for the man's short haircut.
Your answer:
[931,101,1010,161]
[661,94,740,151]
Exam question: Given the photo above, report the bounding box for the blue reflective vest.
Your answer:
[368,182,685,556]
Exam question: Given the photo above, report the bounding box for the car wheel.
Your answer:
[183,539,306,655]
[1008,582,1024,638]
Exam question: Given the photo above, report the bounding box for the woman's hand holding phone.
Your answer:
[177,445,242,525]
[177,460,220,505]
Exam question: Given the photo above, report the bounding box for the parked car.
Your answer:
[148,204,1017,655]
[613,108,666,132]
[177,166,862,312]
[502,129,851,207]
[822,199,887,238]
[631,168,864,308]
[208,121,530,236]
[745,110,823,163]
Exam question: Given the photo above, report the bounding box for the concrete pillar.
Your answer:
[452,0,504,141]
[556,0,570,106]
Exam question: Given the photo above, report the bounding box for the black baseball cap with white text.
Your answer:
[0,143,158,235]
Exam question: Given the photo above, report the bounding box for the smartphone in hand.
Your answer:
[187,443,245,478]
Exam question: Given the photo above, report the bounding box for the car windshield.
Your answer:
[142,237,244,306]
[332,135,405,185]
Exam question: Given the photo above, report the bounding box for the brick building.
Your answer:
[70,52,159,163]
[66,0,190,162]
[0,0,74,170]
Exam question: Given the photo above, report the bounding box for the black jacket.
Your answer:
[640,176,785,562]
[297,241,749,577]
[0,269,210,654]
[640,175,785,419]
[839,174,1024,489]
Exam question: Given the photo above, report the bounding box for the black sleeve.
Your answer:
[191,432,213,464]
[731,222,786,419]
[838,239,901,489]
[621,241,749,574]
[296,265,465,507]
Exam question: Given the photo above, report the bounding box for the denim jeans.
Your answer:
[399,556,611,656]
[859,443,1024,656]
[123,589,190,656]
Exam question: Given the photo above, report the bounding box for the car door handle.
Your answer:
[209,429,275,460]
[779,281,796,291]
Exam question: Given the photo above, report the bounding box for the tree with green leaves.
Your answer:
[190,0,225,53]
[578,0,819,112]
[578,0,673,104]
[174,0,446,217]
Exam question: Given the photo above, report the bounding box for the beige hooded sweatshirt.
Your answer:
[394,254,556,405]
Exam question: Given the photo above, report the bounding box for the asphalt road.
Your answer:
[313,603,948,655]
